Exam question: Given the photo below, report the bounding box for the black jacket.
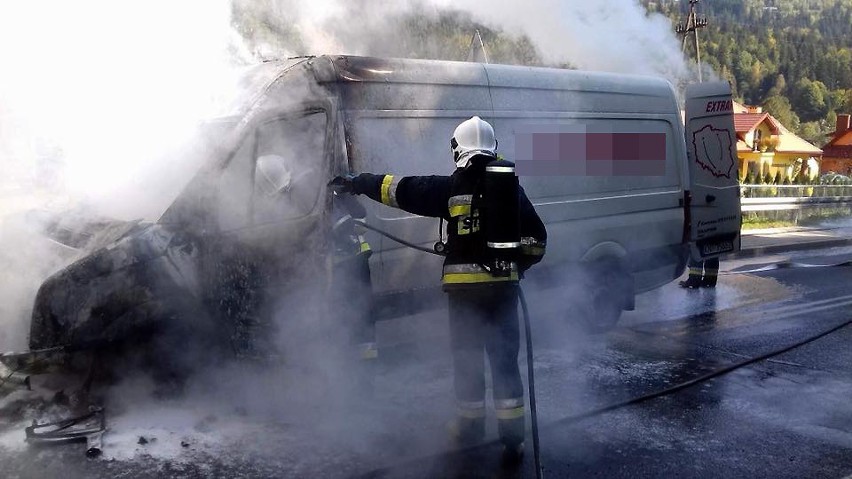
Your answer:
[351,156,546,288]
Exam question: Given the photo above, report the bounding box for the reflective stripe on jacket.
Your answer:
[442,263,519,288]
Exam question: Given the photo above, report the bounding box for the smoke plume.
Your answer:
[233,0,698,83]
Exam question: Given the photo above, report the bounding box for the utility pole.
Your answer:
[467,29,490,64]
[675,0,708,82]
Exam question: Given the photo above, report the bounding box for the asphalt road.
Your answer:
[2,245,852,478]
[360,247,852,479]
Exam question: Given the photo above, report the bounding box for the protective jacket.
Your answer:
[351,155,546,289]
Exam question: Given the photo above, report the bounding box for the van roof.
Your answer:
[241,55,679,116]
[317,55,675,100]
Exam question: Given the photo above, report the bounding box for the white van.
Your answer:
[27,55,742,352]
[329,56,742,327]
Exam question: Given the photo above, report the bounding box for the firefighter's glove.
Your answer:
[329,175,357,195]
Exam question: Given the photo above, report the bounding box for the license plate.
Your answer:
[701,240,734,256]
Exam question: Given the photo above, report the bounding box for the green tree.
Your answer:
[792,78,830,122]
[763,95,801,130]
[766,73,787,97]
[828,89,852,113]
[799,121,825,145]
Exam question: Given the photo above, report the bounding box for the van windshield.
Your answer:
[156,119,239,223]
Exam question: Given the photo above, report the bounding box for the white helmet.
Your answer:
[451,116,497,168]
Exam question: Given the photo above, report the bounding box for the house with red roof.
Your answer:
[733,102,822,182]
[821,114,852,175]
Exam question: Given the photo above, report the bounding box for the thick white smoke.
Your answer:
[0,0,250,221]
[1,0,698,471]
[237,0,696,83]
[447,0,693,80]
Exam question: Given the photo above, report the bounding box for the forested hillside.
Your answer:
[646,0,852,145]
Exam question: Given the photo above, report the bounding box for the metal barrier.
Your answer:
[740,185,852,212]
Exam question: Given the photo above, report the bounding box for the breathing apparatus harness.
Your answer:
[434,157,524,277]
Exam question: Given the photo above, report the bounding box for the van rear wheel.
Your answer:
[570,288,623,334]
[569,259,631,334]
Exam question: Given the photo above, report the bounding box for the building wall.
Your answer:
[821,156,852,175]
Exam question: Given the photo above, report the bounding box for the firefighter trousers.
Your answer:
[331,254,376,354]
[447,285,525,447]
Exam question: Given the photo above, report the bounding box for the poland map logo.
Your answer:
[692,125,735,179]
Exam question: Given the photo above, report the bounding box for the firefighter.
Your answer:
[330,116,547,463]
[329,192,378,365]
[679,257,720,289]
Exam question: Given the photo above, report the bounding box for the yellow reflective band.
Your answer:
[457,408,486,419]
[380,175,394,206]
[688,268,703,275]
[449,204,471,217]
[443,272,519,284]
[359,242,371,254]
[495,406,525,420]
[361,348,378,360]
[448,194,473,207]
[381,175,399,208]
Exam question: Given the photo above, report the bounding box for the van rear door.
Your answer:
[684,81,742,259]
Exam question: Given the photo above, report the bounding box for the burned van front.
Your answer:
[27,58,339,361]
[29,223,205,351]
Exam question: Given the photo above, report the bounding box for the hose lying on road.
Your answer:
[723,259,852,275]
[550,317,852,427]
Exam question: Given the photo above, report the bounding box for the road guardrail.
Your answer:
[740,185,852,212]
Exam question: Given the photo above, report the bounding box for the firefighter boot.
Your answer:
[700,259,719,288]
[679,265,703,289]
[498,416,525,466]
[501,442,525,467]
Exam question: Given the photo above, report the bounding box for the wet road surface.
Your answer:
[364,248,852,478]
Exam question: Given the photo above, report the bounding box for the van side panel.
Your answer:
[333,58,689,299]
[490,114,685,292]
[484,66,687,293]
